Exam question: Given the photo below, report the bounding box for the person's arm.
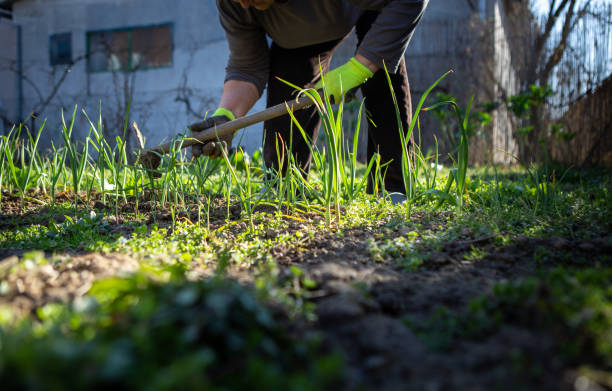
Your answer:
[349,0,428,72]
[190,79,259,159]
[315,1,425,102]
[218,80,259,118]
[218,0,270,97]
[354,53,379,74]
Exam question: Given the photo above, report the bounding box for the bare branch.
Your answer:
[539,0,570,48]
[33,53,88,116]
[540,0,584,83]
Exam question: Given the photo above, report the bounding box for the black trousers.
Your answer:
[263,11,413,193]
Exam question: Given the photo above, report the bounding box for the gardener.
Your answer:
[191,0,428,198]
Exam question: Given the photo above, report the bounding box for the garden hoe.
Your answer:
[137,95,315,170]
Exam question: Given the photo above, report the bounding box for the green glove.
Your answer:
[314,57,374,104]
[189,107,236,159]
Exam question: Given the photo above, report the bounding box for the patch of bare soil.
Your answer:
[2,194,610,389]
[0,191,242,228]
[269,228,611,390]
[0,253,139,319]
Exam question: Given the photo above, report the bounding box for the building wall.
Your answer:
[0,18,20,134]
[405,0,519,165]
[492,0,519,164]
[405,0,475,96]
[10,0,266,153]
[5,0,519,164]
[404,0,479,161]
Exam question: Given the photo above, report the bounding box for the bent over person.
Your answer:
[192,0,428,198]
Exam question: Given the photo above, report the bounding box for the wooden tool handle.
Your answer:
[150,95,314,155]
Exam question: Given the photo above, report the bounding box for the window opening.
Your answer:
[87,24,172,72]
[50,32,72,66]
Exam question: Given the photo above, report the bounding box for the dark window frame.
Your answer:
[86,23,174,73]
[50,32,72,66]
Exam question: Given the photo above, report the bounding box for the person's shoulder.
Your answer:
[217,0,242,16]
[217,0,257,26]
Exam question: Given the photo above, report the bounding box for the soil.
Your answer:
[1,193,611,390]
[271,228,609,391]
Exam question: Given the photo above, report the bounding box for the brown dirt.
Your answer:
[0,253,139,319]
[266,226,610,390]
[1,194,610,390]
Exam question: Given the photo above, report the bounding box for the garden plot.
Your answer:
[0,88,611,389]
[1,164,610,390]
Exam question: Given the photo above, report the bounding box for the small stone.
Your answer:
[93,201,107,210]
[316,296,365,325]
[578,241,595,252]
[37,264,59,280]
[550,237,568,249]
[364,355,387,368]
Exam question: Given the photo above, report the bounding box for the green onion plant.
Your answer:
[61,106,92,211]
[3,123,44,210]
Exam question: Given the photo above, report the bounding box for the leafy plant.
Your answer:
[507,85,553,131]
[3,123,44,209]
[428,91,494,154]
[0,273,343,390]
[61,106,91,210]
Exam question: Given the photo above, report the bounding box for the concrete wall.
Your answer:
[0,18,20,134]
[10,0,266,154]
[405,0,475,96]
[492,0,518,164]
[405,0,519,164]
[4,0,519,164]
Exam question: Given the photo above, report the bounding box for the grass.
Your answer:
[405,267,612,367]
[0,72,610,389]
[0,272,341,390]
[0,70,475,227]
[0,163,610,388]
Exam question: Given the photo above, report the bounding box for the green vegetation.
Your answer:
[405,267,612,367]
[0,272,341,390]
[0,76,610,389]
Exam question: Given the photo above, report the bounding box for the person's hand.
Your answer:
[189,108,235,159]
[314,57,374,104]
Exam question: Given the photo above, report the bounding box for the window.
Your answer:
[478,0,487,19]
[50,33,72,66]
[87,24,172,73]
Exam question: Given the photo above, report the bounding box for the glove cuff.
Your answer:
[212,107,236,121]
[348,57,374,80]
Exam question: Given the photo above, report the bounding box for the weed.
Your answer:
[367,230,426,270]
[405,267,612,368]
[0,270,343,390]
[3,124,44,210]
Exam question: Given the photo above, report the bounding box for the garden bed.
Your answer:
[1,164,610,390]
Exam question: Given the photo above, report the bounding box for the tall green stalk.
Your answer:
[61,106,92,210]
[220,148,256,234]
[4,123,44,210]
[382,66,452,208]
[48,140,68,205]
[84,108,113,205]
[435,96,473,211]
[0,134,5,207]
[284,89,342,227]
